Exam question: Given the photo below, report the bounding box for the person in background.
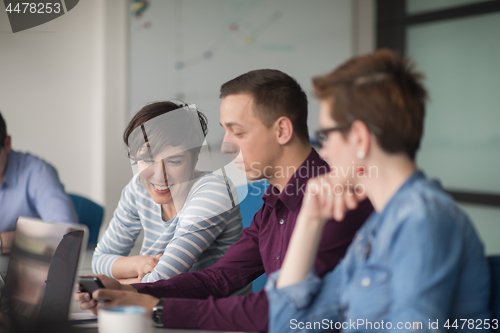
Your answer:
[267,49,491,332]
[92,101,244,285]
[0,111,78,254]
[76,69,373,332]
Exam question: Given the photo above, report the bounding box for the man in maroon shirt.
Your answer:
[77,69,373,332]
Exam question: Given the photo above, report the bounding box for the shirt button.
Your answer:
[279,219,284,225]
[276,255,281,260]
[361,277,371,287]
[357,234,363,241]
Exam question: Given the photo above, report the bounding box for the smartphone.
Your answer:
[79,276,105,295]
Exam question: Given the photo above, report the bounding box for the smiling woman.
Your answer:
[92,101,245,287]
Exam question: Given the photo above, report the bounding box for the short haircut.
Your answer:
[220,69,309,142]
[124,101,208,161]
[0,112,6,148]
[313,49,428,160]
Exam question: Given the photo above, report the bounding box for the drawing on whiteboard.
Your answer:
[131,0,150,19]
[129,0,353,144]
[174,9,292,71]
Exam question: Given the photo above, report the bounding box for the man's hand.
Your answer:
[74,274,137,315]
[137,254,162,282]
[93,290,159,316]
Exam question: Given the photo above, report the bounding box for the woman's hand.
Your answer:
[111,254,162,280]
[276,174,366,289]
[137,254,162,282]
[299,174,365,225]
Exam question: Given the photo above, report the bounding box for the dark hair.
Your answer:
[313,49,428,160]
[124,101,208,161]
[0,112,6,148]
[220,69,309,142]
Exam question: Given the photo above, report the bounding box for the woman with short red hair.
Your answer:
[267,50,491,332]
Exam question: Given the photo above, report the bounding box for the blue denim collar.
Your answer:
[366,170,425,233]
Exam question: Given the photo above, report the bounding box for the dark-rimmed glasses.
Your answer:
[315,126,347,147]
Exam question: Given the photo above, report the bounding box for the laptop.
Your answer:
[0,217,88,332]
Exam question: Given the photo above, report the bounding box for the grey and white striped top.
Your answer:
[92,172,243,283]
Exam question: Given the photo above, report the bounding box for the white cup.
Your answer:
[98,306,152,333]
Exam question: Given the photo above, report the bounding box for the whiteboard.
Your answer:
[129,0,353,144]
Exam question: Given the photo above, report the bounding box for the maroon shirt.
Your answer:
[133,149,373,332]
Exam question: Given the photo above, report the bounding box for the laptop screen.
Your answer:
[0,217,87,331]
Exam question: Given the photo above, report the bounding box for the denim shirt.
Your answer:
[267,171,491,332]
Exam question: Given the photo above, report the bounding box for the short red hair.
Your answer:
[313,49,428,160]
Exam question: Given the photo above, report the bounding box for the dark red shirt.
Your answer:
[133,149,373,332]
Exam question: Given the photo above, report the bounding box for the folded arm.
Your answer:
[92,181,143,278]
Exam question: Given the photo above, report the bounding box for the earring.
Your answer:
[356,150,366,160]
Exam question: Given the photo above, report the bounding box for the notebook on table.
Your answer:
[0,217,88,332]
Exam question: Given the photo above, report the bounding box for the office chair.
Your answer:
[236,180,269,293]
[69,194,104,247]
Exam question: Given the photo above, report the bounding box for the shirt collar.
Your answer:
[384,170,425,210]
[370,170,425,228]
[2,151,20,188]
[262,148,330,211]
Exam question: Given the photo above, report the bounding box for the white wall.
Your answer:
[354,0,376,55]
[129,0,357,143]
[0,0,131,233]
[0,0,375,243]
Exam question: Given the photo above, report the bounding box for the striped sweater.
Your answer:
[92,172,243,283]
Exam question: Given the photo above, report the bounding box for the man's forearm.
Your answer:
[161,290,269,332]
[121,283,139,293]
[133,261,255,300]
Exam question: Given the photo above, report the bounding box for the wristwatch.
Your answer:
[151,298,165,328]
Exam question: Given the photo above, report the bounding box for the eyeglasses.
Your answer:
[315,126,347,147]
[315,121,383,147]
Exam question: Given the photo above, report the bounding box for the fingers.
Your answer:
[93,289,118,301]
[92,289,151,311]
[302,175,366,223]
[138,263,155,281]
[78,294,97,315]
[75,288,99,314]
[333,191,346,221]
[79,298,97,311]
[344,191,359,211]
[74,292,90,302]
[137,255,163,281]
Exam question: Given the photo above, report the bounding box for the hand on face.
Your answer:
[299,174,367,224]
